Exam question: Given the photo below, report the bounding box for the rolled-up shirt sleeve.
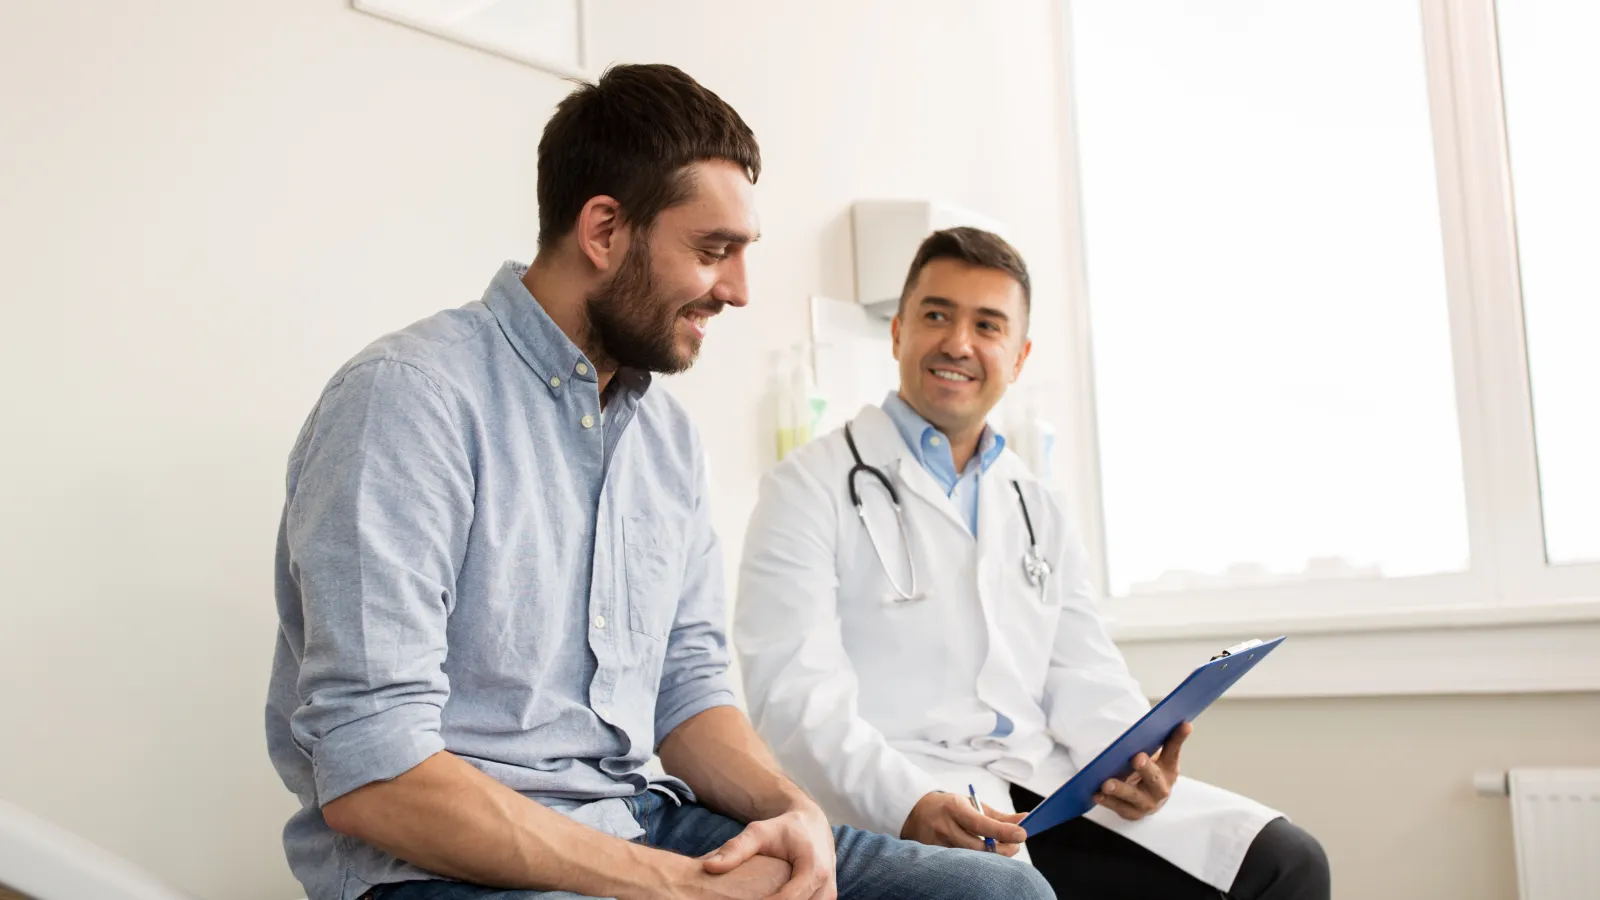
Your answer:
[654,447,737,743]
[284,359,473,805]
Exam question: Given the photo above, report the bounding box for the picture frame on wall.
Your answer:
[352,0,589,79]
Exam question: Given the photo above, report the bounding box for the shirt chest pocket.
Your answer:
[622,514,685,641]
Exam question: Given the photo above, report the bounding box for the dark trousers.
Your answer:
[1010,785,1330,900]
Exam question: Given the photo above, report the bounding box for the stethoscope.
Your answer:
[844,423,1053,604]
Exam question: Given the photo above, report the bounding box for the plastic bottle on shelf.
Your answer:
[776,344,828,461]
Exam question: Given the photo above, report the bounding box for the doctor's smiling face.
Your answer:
[891,228,1033,450]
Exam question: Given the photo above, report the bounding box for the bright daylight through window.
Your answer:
[1496,0,1600,566]
[1070,1,1470,597]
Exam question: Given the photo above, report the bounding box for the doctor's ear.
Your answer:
[1010,338,1033,382]
[890,314,903,358]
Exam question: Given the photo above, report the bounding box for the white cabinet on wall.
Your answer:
[353,0,589,77]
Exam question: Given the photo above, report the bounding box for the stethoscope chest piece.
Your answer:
[1022,546,1052,588]
[1011,480,1050,590]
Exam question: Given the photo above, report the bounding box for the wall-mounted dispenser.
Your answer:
[850,199,1009,320]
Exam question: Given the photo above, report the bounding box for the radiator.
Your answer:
[1477,768,1600,900]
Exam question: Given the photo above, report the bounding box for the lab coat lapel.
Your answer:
[848,407,971,538]
[974,468,1016,565]
[890,457,971,537]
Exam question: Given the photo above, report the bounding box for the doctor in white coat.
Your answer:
[735,228,1330,899]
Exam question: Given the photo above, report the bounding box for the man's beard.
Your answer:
[585,238,703,375]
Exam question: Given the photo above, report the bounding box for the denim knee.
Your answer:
[967,853,1054,900]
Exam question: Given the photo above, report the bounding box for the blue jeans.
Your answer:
[369,789,1053,900]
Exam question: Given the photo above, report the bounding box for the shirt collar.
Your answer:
[880,391,1005,476]
[483,261,652,399]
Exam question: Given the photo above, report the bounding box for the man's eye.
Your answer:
[925,311,946,322]
[700,249,729,263]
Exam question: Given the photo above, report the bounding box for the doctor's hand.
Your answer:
[700,801,837,900]
[901,791,1029,857]
[1094,721,1192,821]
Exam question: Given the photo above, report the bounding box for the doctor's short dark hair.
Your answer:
[898,227,1032,318]
[536,63,762,250]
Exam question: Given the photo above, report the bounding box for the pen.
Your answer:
[967,784,997,852]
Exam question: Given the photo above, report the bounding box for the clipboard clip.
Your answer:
[1210,638,1264,662]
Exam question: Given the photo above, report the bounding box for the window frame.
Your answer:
[1051,0,1600,694]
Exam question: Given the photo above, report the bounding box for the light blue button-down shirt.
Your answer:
[880,392,1006,536]
[879,392,1013,737]
[266,262,735,900]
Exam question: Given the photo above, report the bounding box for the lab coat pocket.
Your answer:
[623,514,684,641]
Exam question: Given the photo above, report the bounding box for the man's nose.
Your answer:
[711,254,749,308]
[938,320,975,358]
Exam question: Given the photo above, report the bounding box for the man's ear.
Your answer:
[573,195,627,273]
[1011,338,1033,383]
[890,313,903,360]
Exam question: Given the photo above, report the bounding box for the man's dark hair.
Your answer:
[536,64,761,250]
[898,227,1032,315]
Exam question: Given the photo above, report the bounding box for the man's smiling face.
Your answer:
[892,258,1032,437]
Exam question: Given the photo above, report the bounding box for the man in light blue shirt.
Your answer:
[266,65,1052,900]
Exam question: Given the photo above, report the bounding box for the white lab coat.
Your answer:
[734,405,1281,891]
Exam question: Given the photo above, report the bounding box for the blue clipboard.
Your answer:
[1019,635,1286,837]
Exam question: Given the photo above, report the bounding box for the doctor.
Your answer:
[735,228,1330,899]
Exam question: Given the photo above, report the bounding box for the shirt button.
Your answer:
[549,376,561,388]
[576,362,589,375]
[581,414,595,429]
[593,615,606,629]
[929,436,943,447]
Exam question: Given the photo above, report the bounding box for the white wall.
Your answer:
[2,4,1591,900]
[1185,693,1600,900]
[0,2,1071,898]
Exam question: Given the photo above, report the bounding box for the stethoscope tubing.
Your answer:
[843,423,1046,603]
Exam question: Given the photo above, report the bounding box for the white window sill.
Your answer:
[1106,598,1600,698]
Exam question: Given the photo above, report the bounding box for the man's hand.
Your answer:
[900,791,1028,857]
[700,801,837,900]
[1094,722,1192,821]
[660,852,792,900]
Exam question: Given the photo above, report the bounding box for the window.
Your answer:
[1058,0,1600,629]
[1069,1,1469,596]
[1496,0,1600,565]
